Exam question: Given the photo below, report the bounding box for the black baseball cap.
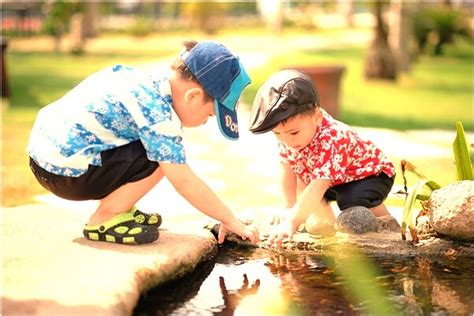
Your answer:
[249,69,320,134]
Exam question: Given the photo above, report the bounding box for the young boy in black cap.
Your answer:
[28,40,259,245]
[249,70,395,247]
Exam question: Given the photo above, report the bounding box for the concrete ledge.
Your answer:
[2,204,217,316]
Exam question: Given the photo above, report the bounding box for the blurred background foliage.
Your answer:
[1,0,473,206]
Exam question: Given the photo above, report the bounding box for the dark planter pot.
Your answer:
[1,36,9,98]
[285,65,345,118]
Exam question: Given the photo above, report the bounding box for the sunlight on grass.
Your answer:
[1,106,48,206]
[7,51,175,108]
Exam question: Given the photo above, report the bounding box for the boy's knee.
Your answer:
[321,198,330,206]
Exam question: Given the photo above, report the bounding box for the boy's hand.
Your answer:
[268,207,291,225]
[218,221,259,245]
[267,219,294,248]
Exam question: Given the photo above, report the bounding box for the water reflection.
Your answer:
[215,274,260,316]
[265,253,356,315]
[378,257,474,315]
[134,245,474,316]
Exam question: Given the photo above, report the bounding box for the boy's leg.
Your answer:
[88,167,164,225]
[303,198,337,235]
[30,140,164,231]
[314,198,336,223]
[31,141,164,244]
[330,173,394,217]
[295,177,336,227]
[370,203,390,217]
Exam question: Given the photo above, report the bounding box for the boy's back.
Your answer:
[28,64,182,177]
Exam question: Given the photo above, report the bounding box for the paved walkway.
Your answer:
[2,204,217,316]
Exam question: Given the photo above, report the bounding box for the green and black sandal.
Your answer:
[83,212,159,245]
[129,206,162,227]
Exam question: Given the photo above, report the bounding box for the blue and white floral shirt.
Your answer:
[27,65,185,177]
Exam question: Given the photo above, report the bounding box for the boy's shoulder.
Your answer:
[320,110,355,135]
[89,65,170,94]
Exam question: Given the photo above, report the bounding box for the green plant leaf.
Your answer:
[415,194,431,201]
[425,180,442,191]
[401,179,428,232]
[453,121,473,180]
[401,179,440,242]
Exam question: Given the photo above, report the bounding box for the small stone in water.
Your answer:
[305,214,336,236]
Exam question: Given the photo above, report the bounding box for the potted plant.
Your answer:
[285,65,346,118]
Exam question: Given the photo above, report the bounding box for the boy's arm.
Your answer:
[281,162,297,208]
[290,178,331,231]
[297,177,308,198]
[159,162,259,244]
[269,178,331,246]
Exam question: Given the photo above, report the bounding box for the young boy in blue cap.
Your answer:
[249,70,395,247]
[28,40,259,245]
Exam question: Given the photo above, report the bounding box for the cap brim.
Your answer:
[249,96,295,134]
[215,99,239,140]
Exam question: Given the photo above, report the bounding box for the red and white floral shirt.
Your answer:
[279,109,395,187]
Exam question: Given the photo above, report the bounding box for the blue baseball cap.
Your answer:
[181,41,251,140]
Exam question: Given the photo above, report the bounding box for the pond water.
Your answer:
[134,244,474,316]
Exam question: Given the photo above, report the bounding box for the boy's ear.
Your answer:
[313,107,323,124]
[184,87,205,104]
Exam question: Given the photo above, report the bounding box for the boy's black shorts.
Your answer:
[323,172,394,210]
[29,140,159,201]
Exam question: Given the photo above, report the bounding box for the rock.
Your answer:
[336,206,378,234]
[428,181,474,241]
[415,214,436,238]
[376,215,401,232]
[304,214,336,236]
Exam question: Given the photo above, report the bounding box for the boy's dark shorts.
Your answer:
[324,172,394,210]
[29,140,159,201]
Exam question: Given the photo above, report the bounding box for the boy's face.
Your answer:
[272,111,320,150]
[180,87,216,127]
[192,98,215,127]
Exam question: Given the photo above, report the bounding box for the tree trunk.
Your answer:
[337,0,354,27]
[83,2,99,38]
[70,13,86,54]
[54,33,62,53]
[389,0,414,72]
[364,0,398,80]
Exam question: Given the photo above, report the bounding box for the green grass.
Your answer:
[1,105,45,206]
[242,39,473,131]
[6,51,174,108]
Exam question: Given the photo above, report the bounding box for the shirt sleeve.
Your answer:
[126,75,186,164]
[139,125,185,164]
